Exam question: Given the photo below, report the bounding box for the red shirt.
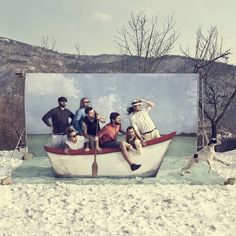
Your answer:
[98,123,121,144]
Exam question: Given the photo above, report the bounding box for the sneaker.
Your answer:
[130,163,141,171]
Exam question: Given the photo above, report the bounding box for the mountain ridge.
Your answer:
[0,36,235,149]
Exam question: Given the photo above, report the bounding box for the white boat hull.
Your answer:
[44,132,175,178]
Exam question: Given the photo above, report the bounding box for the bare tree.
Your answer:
[74,42,86,65]
[114,11,179,72]
[182,26,230,73]
[75,43,83,56]
[41,36,56,51]
[38,36,58,72]
[203,70,236,138]
[182,26,234,140]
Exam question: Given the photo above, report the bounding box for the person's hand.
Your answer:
[141,140,146,146]
[129,145,135,151]
[136,98,143,102]
[64,149,69,155]
[94,136,99,142]
[96,113,100,120]
[97,147,103,154]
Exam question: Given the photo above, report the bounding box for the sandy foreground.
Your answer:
[0,150,236,236]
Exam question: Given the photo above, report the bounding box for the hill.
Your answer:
[0,36,235,149]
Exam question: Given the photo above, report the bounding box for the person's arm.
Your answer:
[42,109,54,129]
[72,110,79,130]
[82,121,96,141]
[120,130,126,135]
[134,139,143,154]
[98,126,107,139]
[72,109,83,133]
[64,143,70,154]
[95,111,106,123]
[69,110,75,121]
[141,99,155,108]
[75,109,83,122]
[119,125,126,135]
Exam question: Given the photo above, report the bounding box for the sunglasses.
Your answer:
[69,134,77,138]
[84,100,90,103]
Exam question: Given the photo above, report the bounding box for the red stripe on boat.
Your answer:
[44,131,176,156]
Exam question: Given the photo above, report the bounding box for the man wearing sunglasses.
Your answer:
[64,128,84,153]
[42,96,75,148]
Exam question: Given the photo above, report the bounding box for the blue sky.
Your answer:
[25,73,198,134]
[0,0,235,64]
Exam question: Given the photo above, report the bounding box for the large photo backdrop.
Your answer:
[25,73,198,135]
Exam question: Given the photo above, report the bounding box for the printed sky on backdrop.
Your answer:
[25,73,198,134]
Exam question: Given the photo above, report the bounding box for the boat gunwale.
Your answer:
[44,131,176,156]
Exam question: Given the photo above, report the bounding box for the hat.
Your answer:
[58,96,68,102]
[131,99,142,107]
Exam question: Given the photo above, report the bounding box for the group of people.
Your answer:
[42,96,160,171]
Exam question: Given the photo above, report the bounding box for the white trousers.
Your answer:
[51,134,67,148]
[144,129,160,141]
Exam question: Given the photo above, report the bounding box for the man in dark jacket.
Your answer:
[42,96,74,148]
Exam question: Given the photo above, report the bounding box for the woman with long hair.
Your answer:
[72,97,90,135]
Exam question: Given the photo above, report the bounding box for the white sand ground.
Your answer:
[0,150,235,236]
[0,150,23,178]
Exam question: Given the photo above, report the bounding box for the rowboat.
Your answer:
[44,132,176,178]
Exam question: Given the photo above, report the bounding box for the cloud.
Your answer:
[94,94,124,116]
[92,12,112,23]
[26,74,80,99]
[25,73,198,134]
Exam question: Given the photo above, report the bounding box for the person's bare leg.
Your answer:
[120,141,141,171]
[119,141,132,165]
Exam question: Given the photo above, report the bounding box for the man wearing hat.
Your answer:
[127,99,160,144]
[42,96,75,148]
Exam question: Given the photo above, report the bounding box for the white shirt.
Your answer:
[130,106,156,135]
[65,136,84,150]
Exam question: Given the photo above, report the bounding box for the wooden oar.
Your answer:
[92,118,99,177]
[92,143,98,177]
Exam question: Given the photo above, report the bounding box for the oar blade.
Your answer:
[92,160,98,177]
